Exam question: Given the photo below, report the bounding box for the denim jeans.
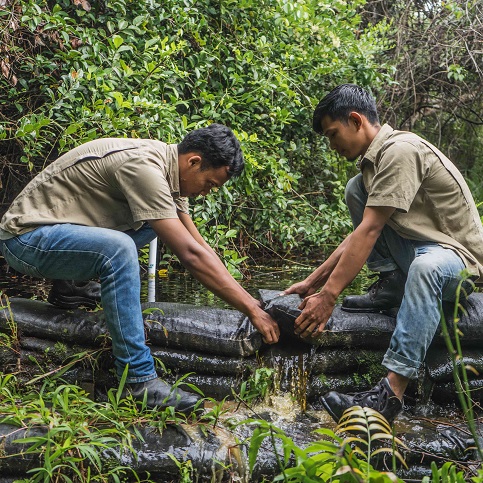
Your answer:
[0,223,158,383]
[345,174,471,379]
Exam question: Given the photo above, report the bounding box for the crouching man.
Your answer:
[285,84,483,423]
[0,124,280,414]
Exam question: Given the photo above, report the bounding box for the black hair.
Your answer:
[178,123,244,178]
[312,84,379,134]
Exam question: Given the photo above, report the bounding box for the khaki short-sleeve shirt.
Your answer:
[360,124,483,281]
[0,138,189,238]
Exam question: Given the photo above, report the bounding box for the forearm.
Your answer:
[305,234,352,291]
[179,244,261,316]
[322,226,380,300]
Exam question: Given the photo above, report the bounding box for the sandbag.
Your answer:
[142,301,263,357]
[430,379,483,405]
[261,289,396,347]
[261,290,483,349]
[425,347,483,382]
[0,422,246,481]
[1,298,108,346]
[0,299,264,358]
[310,348,386,376]
[150,347,257,376]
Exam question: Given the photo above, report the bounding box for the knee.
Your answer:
[101,232,140,269]
[407,257,443,288]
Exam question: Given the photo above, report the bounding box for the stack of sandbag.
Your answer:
[261,289,483,406]
[0,298,263,400]
[141,301,261,399]
[1,290,482,405]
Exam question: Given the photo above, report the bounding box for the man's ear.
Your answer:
[187,154,202,168]
[348,112,364,129]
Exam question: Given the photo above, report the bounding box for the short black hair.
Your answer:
[312,84,379,134]
[178,123,244,177]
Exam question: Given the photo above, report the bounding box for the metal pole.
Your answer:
[147,237,157,302]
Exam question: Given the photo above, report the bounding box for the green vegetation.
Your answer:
[440,272,483,462]
[0,0,391,264]
[245,406,407,482]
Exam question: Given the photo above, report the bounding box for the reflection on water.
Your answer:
[0,257,369,307]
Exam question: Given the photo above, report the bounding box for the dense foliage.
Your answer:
[1,0,481,265]
[0,0,391,262]
[363,0,483,201]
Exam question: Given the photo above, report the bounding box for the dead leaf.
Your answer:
[1,59,10,79]
[73,0,91,11]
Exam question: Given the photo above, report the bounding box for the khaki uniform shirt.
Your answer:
[0,138,189,239]
[360,124,483,282]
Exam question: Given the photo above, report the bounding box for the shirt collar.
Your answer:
[166,143,181,195]
[357,123,394,170]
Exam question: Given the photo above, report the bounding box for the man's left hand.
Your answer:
[294,291,336,338]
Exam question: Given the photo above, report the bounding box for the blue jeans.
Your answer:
[0,223,158,383]
[345,174,472,379]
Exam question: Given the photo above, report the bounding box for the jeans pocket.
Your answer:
[2,243,44,278]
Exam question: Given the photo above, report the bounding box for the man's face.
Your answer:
[179,162,230,198]
[320,114,366,161]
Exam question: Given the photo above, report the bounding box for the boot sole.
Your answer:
[47,294,100,310]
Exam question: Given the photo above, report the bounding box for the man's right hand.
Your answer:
[249,308,280,344]
[284,280,316,298]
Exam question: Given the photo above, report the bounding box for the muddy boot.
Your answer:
[342,269,406,314]
[47,279,101,309]
[320,377,403,424]
[123,377,204,415]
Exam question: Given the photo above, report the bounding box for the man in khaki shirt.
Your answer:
[0,123,280,414]
[285,84,483,423]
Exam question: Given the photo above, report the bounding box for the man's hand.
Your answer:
[294,290,336,339]
[249,307,280,344]
[284,280,316,298]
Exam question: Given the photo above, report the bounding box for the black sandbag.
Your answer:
[142,301,263,357]
[260,289,303,339]
[261,290,396,348]
[307,374,374,408]
[113,424,247,481]
[0,298,108,346]
[0,422,246,481]
[1,299,264,358]
[400,422,482,466]
[430,378,483,405]
[425,347,483,382]
[0,424,50,476]
[310,348,386,376]
[176,374,243,400]
[150,347,258,376]
[261,290,483,349]
[435,294,483,347]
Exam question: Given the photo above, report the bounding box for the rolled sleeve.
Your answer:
[366,141,427,213]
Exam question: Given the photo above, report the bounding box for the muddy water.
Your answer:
[0,260,367,306]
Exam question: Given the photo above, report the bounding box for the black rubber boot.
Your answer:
[47,280,101,309]
[342,269,406,314]
[320,377,403,424]
[123,377,203,415]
